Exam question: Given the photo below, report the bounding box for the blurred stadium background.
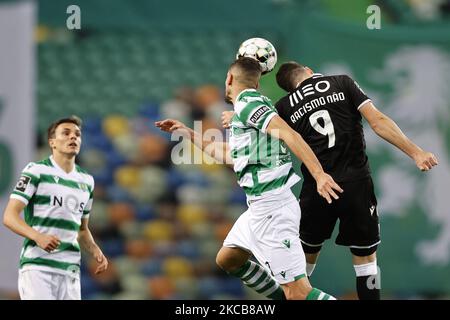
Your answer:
[1,0,450,299]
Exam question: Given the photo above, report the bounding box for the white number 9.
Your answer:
[309,110,335,148]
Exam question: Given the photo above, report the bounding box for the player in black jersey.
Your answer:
[272,61,438,300]
[220,61,439,299]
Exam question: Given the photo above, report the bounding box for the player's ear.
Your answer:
[226,72,233,86]
[305,66,314,75]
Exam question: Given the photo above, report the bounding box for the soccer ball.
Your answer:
[236,37,277,74]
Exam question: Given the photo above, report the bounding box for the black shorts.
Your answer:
[299,176,380,249]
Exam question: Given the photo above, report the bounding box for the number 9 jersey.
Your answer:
[275,73,372,185]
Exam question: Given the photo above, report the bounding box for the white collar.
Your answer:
[50,155,76,175]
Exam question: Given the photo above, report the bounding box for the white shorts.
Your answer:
[223,190,306,284]
[18,269,81,300]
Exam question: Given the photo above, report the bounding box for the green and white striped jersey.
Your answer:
[230,89,300,200]
[10,156,94,278]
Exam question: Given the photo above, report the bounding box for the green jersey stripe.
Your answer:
[237,90,262,99]
[243,168,296,196]
[75,164,89,174]
[25,241,80,252]
[235,156,292,181]
[55,241,80,252]
[20,257,79,270]
[230,124,254,134]
[12,190,31,201]
[31,216,81,231]
[21,238,35,260]
[294,274,306,281]
[35,158,53,167]
[22,172,39,187]
[23,204,34,230]
[33,195,51,205]
[40,174,92,192]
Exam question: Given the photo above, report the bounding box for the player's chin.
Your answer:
[66,148,80,156]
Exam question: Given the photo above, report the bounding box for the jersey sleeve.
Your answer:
[10,162,40,205]
[343,75,371,110]
[82,178,94,220]
[235,100,277,133]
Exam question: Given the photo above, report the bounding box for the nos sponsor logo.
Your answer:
[52,195,85,214]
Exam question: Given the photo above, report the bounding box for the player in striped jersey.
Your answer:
[156,57,342,300]
[2,116,108,300]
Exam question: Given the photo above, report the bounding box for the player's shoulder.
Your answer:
[73,165,94,192]
[75,164,94,184]
[235,89,272,114]
[22,158,53,176]
[238,90,268,105]
[317,74,357,92]
[320,74,352,83]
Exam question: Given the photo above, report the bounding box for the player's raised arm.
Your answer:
[155,119,232,165]
[266,115,343,204]
[359,101,438,171]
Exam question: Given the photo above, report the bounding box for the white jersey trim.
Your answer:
[10,193,29,205]
[300,239,324,247]
[348,240,381,249]
[260,112,277,134]
[357,99,371,110]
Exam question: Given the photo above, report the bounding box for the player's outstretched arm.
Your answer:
[78,219,108,274]
[266,115,343,204]
[360,102,438,171]
[155,119,232,164]
[3,199,61,252]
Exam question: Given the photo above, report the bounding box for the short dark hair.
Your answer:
[276,61,305,92]
[47,115,82,140]
[229,57,262,87]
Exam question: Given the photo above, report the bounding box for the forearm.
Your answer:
[284,131,324,179]
[185,127,231,164]
[372,117,422,159]
[3,211,40,242]
[78,228,100,255]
